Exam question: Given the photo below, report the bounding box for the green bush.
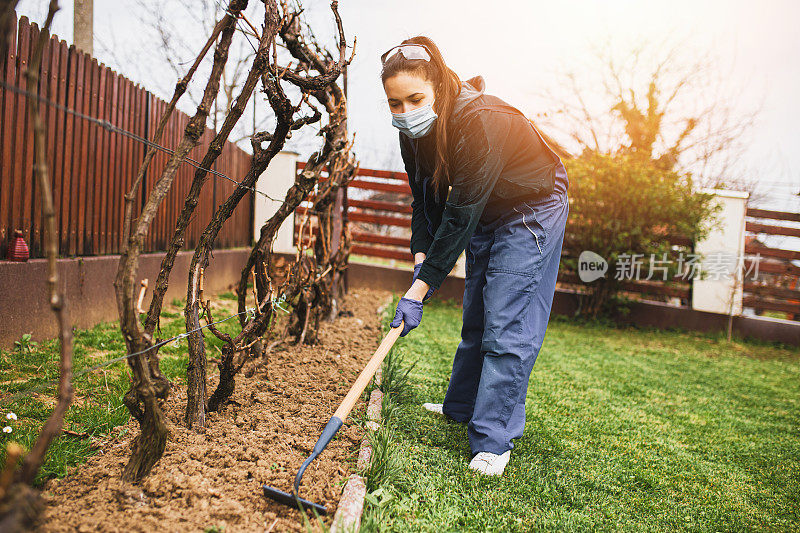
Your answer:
[563,152,721,317]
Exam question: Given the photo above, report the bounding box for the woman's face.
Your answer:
[383,71,435,114]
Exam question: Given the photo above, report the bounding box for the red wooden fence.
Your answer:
[0,15,253,260]
[743,208,800,318]
[293,160,413,262]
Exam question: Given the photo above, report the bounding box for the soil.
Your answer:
[38,287,393,532]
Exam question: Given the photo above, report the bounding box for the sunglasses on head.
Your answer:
[380,43,432,65]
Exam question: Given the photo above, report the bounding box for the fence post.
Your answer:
[254,150,298,254]
[691,188,750,315]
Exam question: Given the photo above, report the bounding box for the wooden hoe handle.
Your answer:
[333,322,403,421]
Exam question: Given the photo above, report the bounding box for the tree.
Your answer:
[113,0,355,482]
[534,37,760,317]
[182,0,356,425]
[539,37,761,192]
[114,0,250,482]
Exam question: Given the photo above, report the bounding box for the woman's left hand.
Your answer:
[412,263,436,302]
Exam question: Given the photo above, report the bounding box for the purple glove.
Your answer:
[390,297,423,337]
[412,263,436,302]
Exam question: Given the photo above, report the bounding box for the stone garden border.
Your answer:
[330,295,393,532]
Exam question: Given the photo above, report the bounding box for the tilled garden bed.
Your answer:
[38,287,391,532]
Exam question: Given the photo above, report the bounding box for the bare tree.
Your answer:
[538,36,761,190]
[136,3,281,431]
[185,0,356,421]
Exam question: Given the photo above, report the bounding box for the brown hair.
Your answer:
[380,36,462,195]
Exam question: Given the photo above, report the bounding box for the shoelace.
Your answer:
[472,453,496,466]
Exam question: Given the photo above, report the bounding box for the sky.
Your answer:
[14,0,800,216]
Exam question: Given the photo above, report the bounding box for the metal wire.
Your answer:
[0,307,254,406]
[0,79,284,204]
[0,295,290,407]
[215,0,259,55]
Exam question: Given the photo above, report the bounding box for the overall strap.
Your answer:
[457,103,564,164]
[460,102,527,118]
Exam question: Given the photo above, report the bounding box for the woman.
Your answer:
[384,36,570,476]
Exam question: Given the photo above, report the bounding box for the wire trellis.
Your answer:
[0,293,293,407]
[0,79,284,204]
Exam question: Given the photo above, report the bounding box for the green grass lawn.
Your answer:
[365,295,800,532]
[0,293,247,486]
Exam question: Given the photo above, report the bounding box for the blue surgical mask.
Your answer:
[391,99,437,139]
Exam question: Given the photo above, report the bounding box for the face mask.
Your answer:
[391,99,437,139]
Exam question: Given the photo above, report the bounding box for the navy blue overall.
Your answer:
[442,163,569,455]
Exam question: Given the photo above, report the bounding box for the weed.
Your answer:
[14,333,38,355]
[363,424,401,493]
[359,487,395,532]
[378,344,415,405]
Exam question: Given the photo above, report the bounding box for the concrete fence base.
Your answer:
[0,248,257,350]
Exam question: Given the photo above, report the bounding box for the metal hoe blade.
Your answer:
[262,416,344,516]
[261,484,327,515]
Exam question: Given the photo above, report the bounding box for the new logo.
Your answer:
[578,250,607,282]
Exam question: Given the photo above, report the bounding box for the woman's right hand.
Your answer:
[390,297,423,337]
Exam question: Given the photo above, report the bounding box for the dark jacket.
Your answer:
[401,75,568,291]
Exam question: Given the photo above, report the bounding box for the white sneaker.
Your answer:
[468,450,511,476]
[422,402,443,414]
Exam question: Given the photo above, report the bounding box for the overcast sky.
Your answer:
[14,0,800,214]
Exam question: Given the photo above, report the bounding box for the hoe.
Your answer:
[262,320,404,515]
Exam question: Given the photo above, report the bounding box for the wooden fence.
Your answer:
[0,15,253,260]
[294,160,800,321]
[742,208,800,318]
[294,161,412,262]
